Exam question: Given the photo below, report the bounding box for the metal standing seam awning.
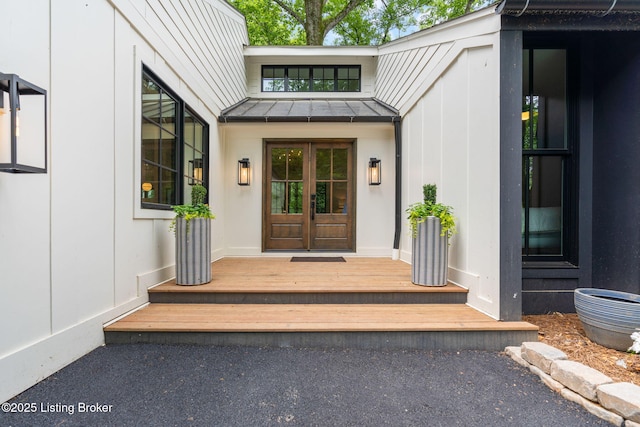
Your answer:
[218,98,400,123]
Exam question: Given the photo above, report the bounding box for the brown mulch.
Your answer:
[523,313,640,386]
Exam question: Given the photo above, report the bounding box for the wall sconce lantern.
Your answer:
[368,157,381,185]
[189,158,203,185]
[238,158,250,186]
[0,73,47,173]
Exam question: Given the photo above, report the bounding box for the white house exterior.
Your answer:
[2,0,640,403]
[0,0,248,403]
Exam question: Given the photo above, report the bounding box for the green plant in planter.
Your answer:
[169,184,215,233]
[406,184,456,238]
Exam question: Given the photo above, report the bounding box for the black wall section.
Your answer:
[592,32,640,296]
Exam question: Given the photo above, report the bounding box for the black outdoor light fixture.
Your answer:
[189,158,203,185]
[368,157,381,185]
[238,158,250,186]
[0,73,47,173]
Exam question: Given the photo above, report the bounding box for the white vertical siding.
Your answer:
[384,11,503,318]
[111,0,248,114]
[0,0,247,403]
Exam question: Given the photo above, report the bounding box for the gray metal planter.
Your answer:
[175,217,211,285]
[574,288,640,351]
[411,217,448,286]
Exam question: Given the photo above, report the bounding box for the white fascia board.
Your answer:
[244,45,379,58]
[378,7,500,56]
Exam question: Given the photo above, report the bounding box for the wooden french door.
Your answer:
[263,140,354,251]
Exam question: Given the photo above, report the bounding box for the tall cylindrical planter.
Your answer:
[412,217,448,286]
[175,217,211,285]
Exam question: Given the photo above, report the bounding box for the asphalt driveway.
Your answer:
[1,344,608,426]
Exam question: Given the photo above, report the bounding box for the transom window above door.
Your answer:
[262,66,361,92]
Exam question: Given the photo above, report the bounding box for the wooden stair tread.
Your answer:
[105,303,538,333]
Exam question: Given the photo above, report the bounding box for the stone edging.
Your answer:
[505,342,640,427]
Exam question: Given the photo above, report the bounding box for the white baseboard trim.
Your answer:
[0,296,147,404]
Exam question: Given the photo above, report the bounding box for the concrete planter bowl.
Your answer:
[574,288,640,351]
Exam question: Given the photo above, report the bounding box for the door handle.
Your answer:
[311,194,316,220]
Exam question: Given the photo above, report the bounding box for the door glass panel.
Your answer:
[271,182,286,213]
[271,149,287,180]
[288,182,304,214]
[333,182,347,214]
[271,148,304,214]
[288,149,303,180]
[316,182,329,213]
[316,149,331,180]
[332,149,348,179]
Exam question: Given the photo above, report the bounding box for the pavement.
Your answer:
[1,344,610,427]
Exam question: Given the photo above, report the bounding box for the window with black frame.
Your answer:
[141,67,208,209]
[262,65,360,92]
[521,47,576,262]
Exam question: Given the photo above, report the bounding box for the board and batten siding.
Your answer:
[377,9,504,319]
[111,0,248,115]
[0,0,247,403]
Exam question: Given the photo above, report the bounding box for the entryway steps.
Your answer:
[105,258,538,351]
[148,257,468,304]
[104,303,538,350]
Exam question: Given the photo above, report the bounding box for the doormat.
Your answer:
[290,257,346,262]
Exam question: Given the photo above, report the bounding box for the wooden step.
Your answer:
[149,257,468,304]
[104,303,538,351]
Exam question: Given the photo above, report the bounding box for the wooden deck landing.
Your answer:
[150,257,466,294]
[105,257,538,350]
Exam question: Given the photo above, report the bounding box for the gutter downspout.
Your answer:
[392,119,402,260]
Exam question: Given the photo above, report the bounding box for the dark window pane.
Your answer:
[315,182,329,214]
[288,182,304,214]
[522,156,563,255]
[142,161,159,203]
[332,149,348,179]
[160,131,177,169]
[288,149,303,180]
[316,149,331,180]
[324,68,334,79]
[271,182,286,213]
[142,121,160,164]
[161,168,177,205]
[529,49,567,149]
[271,148,287,180]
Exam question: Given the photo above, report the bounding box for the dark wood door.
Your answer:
[263,140,354,251]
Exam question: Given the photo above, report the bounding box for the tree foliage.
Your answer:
[232,0,492,46]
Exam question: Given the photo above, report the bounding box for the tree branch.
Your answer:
[323,0,366,37]
[271,0,305,26]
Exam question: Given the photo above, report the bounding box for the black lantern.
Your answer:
[0,73,47,173]
[189,158,203,185]
[238,158,250,186]
[368,157,381,185]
